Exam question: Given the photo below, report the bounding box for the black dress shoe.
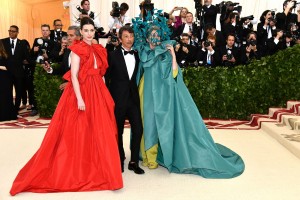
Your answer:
[128,162,145,174]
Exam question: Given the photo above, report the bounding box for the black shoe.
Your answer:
[128,162,145,174]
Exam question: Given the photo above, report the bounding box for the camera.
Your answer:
[292,0,300,9]
[204,40,211,47]
[249,39,257,46]
[111,1,121,18]
[240,15,254,23]
[139,0,154,11]
[226,49,233,60]
[35,38,49,63]
[111,27,118,43]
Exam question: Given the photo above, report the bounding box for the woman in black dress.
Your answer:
[0,40,17,121]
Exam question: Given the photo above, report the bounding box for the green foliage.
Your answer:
[183,45,300,120]
[33,45,300,120]
[33,63,64,118]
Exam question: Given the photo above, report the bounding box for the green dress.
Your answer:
[136,40,245,178]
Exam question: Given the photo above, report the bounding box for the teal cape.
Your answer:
[136,40,245,178]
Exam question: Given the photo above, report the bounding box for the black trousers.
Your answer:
[114,97,143,166]
[12,75,25,112]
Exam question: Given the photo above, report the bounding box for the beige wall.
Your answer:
[1,0,70,46]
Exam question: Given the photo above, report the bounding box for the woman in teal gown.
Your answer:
[134,19,245,178]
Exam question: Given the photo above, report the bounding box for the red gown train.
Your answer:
[10,41,123,196]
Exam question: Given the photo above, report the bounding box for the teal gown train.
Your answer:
[136,40,245,178]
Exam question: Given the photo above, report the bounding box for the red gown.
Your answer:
[10,41,123,196]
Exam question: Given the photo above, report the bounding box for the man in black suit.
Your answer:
[106,25,144,174]
[220,34,240,67]
[203,0,219,28]
[43,26,81,90]
[203,23,226,48]
[50,19,67,43]
[174,12,201,42]
[1,25,29,113]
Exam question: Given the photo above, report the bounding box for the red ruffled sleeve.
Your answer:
[62,41,108,83]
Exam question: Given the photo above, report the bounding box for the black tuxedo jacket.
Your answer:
[175,23,201,40]
[50,30,67,42]
[203,5,218,28]
[197,47,220,67]
[203,30,225,48]
[219,46,240,66]
[106,47,140,108]
[52,48,71,76]
[1,37,28,77]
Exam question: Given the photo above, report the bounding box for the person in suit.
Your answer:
[50,19,67,43]
[197,34,220,67]
[1,25,28,113]
[43,26,81,91]
[202,0,219,28]
[220,33,240,67]
[174,12,201,42]
[106,25,145,174]
[203,23,226,48]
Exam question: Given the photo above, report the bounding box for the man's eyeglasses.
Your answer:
[55,24,63,27]
[8,30,18,33]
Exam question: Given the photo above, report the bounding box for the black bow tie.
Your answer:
[123,48,135,55]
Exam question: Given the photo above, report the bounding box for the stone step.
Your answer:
[261,122,300,159]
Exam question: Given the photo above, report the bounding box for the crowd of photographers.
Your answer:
[1,0,300,118]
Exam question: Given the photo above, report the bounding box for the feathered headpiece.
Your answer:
[132,9,172,48]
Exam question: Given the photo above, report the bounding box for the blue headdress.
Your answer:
[132,9,172,48]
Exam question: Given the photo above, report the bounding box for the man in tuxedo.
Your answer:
[50,19,67,43]
[1,25,29,113]
[220,34,240,67]
[106,25,144,174]
[43,26,81,90]
[203,23,225,48]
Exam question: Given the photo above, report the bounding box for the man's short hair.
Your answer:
[186,12,193,16]
[120,3,129,11]
[205,23,215,31]
[53,19,62,25]
[226,33,235,40]
[68,26,81,37]
[10,25,19,32]
[81,0,89,6]
[41,24,50,29]
[119,25,134,39]
[181,33,190,38]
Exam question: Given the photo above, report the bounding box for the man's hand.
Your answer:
[59,82,68,90]
[42,61,51,72]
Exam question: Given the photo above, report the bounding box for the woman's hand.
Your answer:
[77,98,86,111]
[166,44,175,56]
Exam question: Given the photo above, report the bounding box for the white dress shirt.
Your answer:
[121,46,135,80]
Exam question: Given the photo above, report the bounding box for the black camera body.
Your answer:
[204,40,212,47]
[249,39,257,46]
[292,0,300,9]
[111,2,121,18]
[240,15,254,23]
[226,53,233,60]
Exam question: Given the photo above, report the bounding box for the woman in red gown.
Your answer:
[10,17,123,196]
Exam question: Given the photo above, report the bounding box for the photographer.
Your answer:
[108,2,131,33]
[50,19,67,43]
[276,0,300,32]
[257,10,277,48]
[241,32,262,64]
[222,12,243,46]
[202,0,219,28]
[31,24,54,64]
[196,35,220,67]
[266,29,285,55]
[220,34,240,67]
[175,33,197,68]
[105,34,120,52]
[174,12,201,43]
[75,0,101,29]
[203,23,225,48]
[287,22,300,43]
[169,7,189,29]
[50,36,68,63]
